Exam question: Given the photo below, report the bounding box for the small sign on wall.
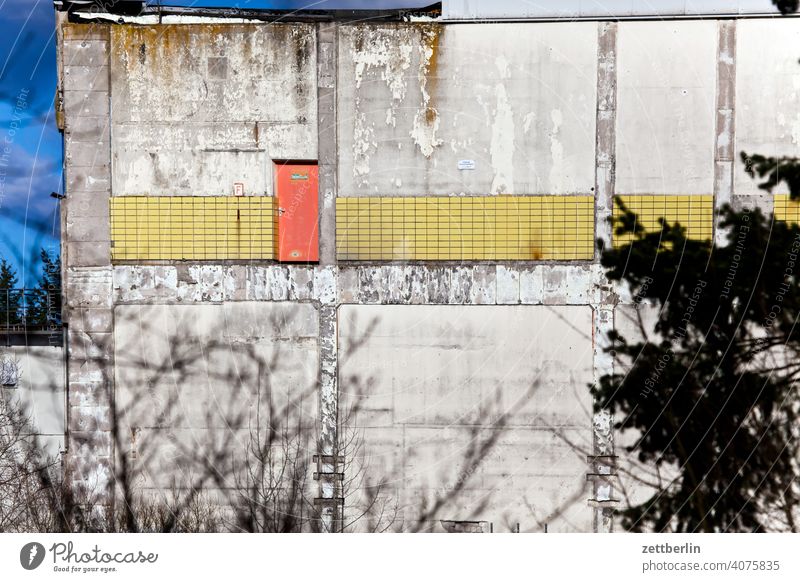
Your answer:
[233,182,245,197]
[457,159,476,170]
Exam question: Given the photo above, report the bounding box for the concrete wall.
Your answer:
[110,24,317,197]
[339,305,594,532]
[60,21,322,511]
[616,21,718,195]
[337,23,597,196]
[113,302,318,496]
[57,15,800,531]
[0,346,65,458]
[735,18,800,196]
[443,0,787,20]
[612,305,681,529]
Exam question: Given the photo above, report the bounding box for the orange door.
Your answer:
[275,163,319,262]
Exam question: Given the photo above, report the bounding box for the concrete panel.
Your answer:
[339,305,594,532]
[735,19,800,195]
[62,39,109,67]
[64,65,109,92]
[616,21,717,194]
[111,123,267,197]
[66,242,111,268]
[110,25,317,196]
[63,90,109,119]
[113,302,319,492]
[443,0,785,20]
[612,304,678,526]
[65,267,113,309]
[338,23,597,196]
[1,346,65,457]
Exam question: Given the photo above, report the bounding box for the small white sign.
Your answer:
[457,159,476,170]
[233,182,245,197]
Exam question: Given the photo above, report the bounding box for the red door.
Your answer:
[275,162,319,262]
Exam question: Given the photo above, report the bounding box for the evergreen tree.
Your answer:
[28,249,62,327]
[592,0,800,534]
[596,204,800,531]
[774,0,799,14]
[0,257,22,327]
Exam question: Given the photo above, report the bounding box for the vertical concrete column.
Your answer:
[316,304,341,532]
[714,21,737,246]
[61,24,115,520]
[594,22,617,251]
[590,313,616,533]
[317,22,337,266]
[315,23,341,531]
[591,22,618,533]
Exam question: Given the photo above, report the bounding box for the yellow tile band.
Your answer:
[774,195,800,223]
[335,195,595,261]
[110,196,277,260]
[612,195,714,248]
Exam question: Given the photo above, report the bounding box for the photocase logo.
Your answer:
[20,542,46,570]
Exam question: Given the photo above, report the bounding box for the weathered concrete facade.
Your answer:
[110,25,318,197]
[0,345,65,458]
[338,23,597,196]
[57,13,797,531]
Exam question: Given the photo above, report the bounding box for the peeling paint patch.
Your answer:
[357,267,381,303]
[522,112,536,135]
[318,305,338,456]
[548,109,564,192]
[408,26,442,158]
[267,266,290,301]
[113,266,177,303]
[410,107,443,158]
[288,266,314,301]
[314,266,337,305]
[111,25,317,195]
[424,267,449,303]
[496,265,520,304]
[349,26,417,182]
[469,266,496,304]
[490,82,515,194]
[792,112,800,146]
[223,265,246,300]
[448,267,472,304]
[381,266,409,304]
[246,266,269,300]
[185,266,225,301]
[592,410,614,456]
[495,54,511,79]
[352,111,375,183]
[337,267,360,304]
[593,306,615,381]
[111,263,621,310]
[352,28,413,100]
[519,265,597,305]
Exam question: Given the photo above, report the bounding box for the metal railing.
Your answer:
[0,288,63,331]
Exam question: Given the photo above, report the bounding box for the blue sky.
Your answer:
[0,0,61,287]
[146,1,434,8]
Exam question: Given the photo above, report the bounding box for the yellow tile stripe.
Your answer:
[110,196,277,260]
[335,195,595,261]
[612,195,713,248]
[774,194,800,224]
